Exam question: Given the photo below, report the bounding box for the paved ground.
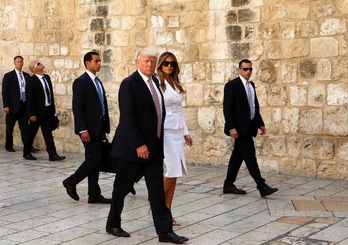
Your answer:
[0,148,348,245]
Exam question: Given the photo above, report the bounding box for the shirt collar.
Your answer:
[138,69,152,83]
[86,70,97,81]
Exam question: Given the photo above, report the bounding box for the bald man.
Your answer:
[23,60,65,161]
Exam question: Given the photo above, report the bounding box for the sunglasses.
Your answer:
[240,67,253,72]
[34,62,41,67]
[162,61,177,67]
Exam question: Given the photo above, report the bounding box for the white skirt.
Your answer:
[163,128,188,178]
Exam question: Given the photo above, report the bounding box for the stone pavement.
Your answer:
[0,148,348,245]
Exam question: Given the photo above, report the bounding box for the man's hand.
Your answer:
[80,131,91,142]
[3,107,9,114]
[30,116,37,122]
[260,126,266,135]
[137,145,149,159]
[229,129,238,139]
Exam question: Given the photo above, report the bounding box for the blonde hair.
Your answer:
[135,47,159,61]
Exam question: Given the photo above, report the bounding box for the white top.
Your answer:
[162,79,189,135]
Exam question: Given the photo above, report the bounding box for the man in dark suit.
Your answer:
[23,60,65,162]
[223,59,278,197]
[105,48,188,244]
[2,56,38,152]
[62,51,111,204]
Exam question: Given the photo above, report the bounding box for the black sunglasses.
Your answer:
[240,67,253,72]
[34,62,41,67]
[162,61,177,67]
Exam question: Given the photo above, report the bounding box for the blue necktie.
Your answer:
[148,78,162,138]
[246,81,255,119]
[42,76,51,104]
[94,77,105,116]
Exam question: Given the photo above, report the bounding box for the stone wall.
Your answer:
[0,0,347,179]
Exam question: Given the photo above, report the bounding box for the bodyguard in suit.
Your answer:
[62,51,111,204]
[23,60,65,162]
[2,56,38,152]
[223,59,278,197]
[106,48,188,244]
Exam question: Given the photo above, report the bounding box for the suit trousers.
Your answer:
[68,135,103,198]
[224,131,265,189]
[23,106,57,157]
[107,148,173,235]
[5,102,28,148]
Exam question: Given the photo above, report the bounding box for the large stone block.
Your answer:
[317,160,348,180]
[290,85,307,106]
[308,83,326,107]
[197,107,216,133]
[310,37,338,57]
[279,158,317,177]
[299,109,323,135]
[327,83,348,105]
[283,108,299,134]
[323,106,348,136]
[267,84,287,106]
[320,18,346,36]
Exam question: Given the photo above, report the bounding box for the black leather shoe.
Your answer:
[62,179,79,201]
[49,154,66,161]
[130,187,136,195]
[159,232,189,244]
[6,147,15,152]
[106,226,130,237]
[31,146,39,153]
[23,153,37,160]
[259,185,278,197]
[88,195,111,204]
[223,184,247,195]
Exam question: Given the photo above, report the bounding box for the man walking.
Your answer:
[2,56,38,153]
[62,51,111,204]
[106,48,188,244]
[23,60,65,161]
[223,59,278,197]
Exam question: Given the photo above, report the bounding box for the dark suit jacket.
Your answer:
[110,71,166,162]
[26,74,56,121]
[2,69,30,114]
[223,76,264,138]
[72,72,110,137]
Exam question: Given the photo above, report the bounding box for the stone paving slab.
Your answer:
[0,148,348,244]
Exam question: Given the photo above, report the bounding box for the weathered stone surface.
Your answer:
[258,60,277,83]
[283,108,299,134]
[0,0,347,180]
[290,85,307,106]
[310,37,339,57]
[299,109,323,135]
[323,106,348,136]
[307,83,326,107]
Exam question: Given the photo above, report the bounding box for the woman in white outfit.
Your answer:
[156,52,193,226]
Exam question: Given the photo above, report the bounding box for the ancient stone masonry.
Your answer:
[0,0,347,179]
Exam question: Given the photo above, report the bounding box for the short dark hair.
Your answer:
[83,51,100,68]
[239,59,252,68]
[14,55,23,61]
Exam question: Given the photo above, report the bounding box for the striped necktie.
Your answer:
[148,78,162,138]
[94,77,105,116]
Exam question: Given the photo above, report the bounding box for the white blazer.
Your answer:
[162,79,189,135]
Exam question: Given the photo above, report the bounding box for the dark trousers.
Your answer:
[107,149,172,235]
[23,107,57,157]
[5,102,28,149]
[224,134,265,189]
[67,134,103,198]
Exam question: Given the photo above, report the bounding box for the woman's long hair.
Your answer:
[156,52,184,93]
